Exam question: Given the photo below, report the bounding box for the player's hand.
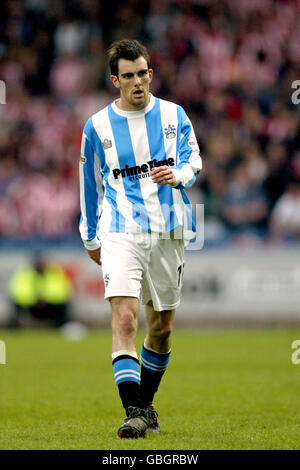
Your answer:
[151,166,177,186]
[86,247,102,266]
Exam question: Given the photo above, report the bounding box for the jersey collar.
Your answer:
[111,93,155,118]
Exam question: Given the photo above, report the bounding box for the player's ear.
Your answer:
[110,75,120,89]
[148,69,153,83]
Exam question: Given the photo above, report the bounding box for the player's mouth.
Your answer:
[133,89,144,98]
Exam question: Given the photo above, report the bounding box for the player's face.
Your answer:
[111,56,153,111]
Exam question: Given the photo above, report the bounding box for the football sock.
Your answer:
[140,343,171,407]
[112,353,141,412]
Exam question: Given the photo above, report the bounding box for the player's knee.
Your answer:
[118,311,137,337]
[151,318,172,341]
[159,324,172,342]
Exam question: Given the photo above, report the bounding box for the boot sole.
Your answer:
[118,425,146,439]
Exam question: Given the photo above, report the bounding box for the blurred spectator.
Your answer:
[263,142,290,211]
[269,179,300,242]
[223,160,269,242]
[243,142,268,185]
[8,252,72,327]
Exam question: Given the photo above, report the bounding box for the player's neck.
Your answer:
[116,95,150,112]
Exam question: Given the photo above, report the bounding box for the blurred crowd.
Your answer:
[0,0,300,247]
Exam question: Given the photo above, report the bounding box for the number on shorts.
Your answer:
[177,264,184,287]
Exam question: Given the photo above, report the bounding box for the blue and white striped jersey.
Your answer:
[79,94,202,250]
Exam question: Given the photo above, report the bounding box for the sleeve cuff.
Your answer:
[171,167,196,188]
[170,169,180,187]
[83,237,101,250]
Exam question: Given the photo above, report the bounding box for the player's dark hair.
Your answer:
[107,39,150,77]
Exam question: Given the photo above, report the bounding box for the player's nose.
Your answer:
[133,74,142,85]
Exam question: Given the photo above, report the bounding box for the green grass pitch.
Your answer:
[0,327,299,450]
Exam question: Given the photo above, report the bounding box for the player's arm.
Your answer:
[79,118,103,265]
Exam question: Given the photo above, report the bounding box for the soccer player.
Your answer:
[79,39,202,438]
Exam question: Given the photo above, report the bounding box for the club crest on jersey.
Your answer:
[164,124,176,139]
[102,138,112,150]
[104,273,110,287]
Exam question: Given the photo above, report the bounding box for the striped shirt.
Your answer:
[79,94,202,249]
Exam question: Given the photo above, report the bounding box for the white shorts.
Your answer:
[100,233,184,311]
